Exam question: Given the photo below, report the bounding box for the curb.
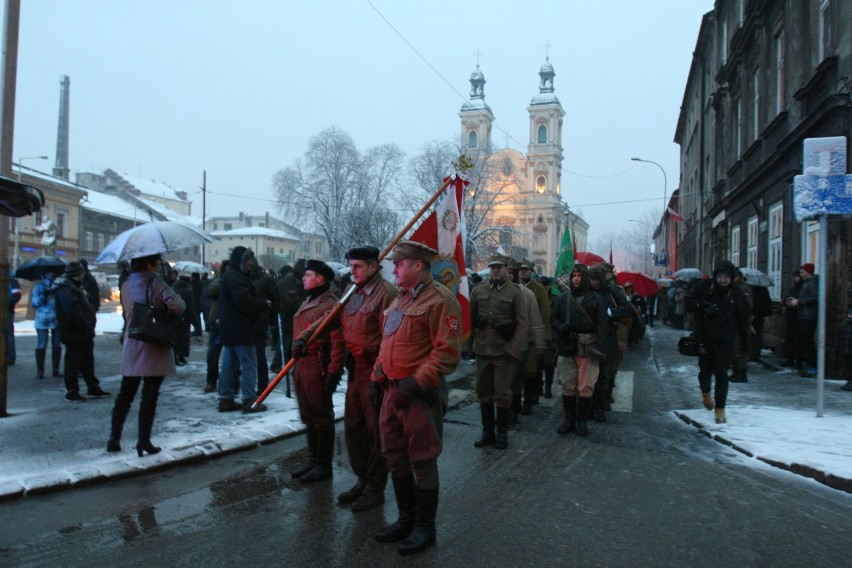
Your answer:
[673,411,852,494]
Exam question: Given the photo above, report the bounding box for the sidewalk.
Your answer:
[1,313,850,500]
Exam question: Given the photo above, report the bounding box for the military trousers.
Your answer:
[475,354,516,409]
[294,349,335,429]
[345,357,388,492]
[557,355,599,398]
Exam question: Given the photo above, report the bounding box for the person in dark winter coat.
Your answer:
[786,263,818,377]
[203,261,228,393]
[251,264,280,393]
[837,304,852,392]
[31,269,63,378]
[108,254,186,456]
[79,258,101,313]
[190,272,204,336]
[781,270,803,368]
[54,261,110,401]
[269,265,293,372]
[686,260,749,424]
[172,275,194,365]
[217,247,271,412]
[551,263,609,437]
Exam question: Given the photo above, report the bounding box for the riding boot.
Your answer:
[35,348,46,379]
[495,407,509,449]
[52,347,63,377]
[137,381,162,456]
[592,389,607,423]
[509,394,521,425]
[398,486,439,555]
[291,425,318,477]
[108,400,131,452]
[557,395,576,435]
[576,396,592,437]
[473,404,496,447]
[375,475,417,542]
[300,427,334,482]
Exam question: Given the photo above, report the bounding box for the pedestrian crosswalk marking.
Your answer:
[612,370,634,412]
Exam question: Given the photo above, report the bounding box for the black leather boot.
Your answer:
[35,348,46,379]
[291,425,318,477]
[137,384,162,457]
[300,427,334,483]
[592,389,607,423]
[474,404,496,447]
[495,407,509,450]
[107,403,130,452]
[398,486,439,555]
[576,396,592,437]
[509,394,521,425]
[557,395,576,435]
[375,475,417,542]
[52,347,63,377]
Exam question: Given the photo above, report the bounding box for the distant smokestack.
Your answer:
[53,75,70,180]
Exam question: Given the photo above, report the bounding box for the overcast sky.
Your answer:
[11,0,712,249]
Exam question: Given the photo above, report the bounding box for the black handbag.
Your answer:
[677,333,705,356]
[127,277,176,347]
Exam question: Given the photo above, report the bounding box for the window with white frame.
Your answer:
[97,233,105,251]
[746,216,758,268]
[818,0,830,62]
[768,202,783,299]
[775,30,786,114]
[730,225,741,266]
[803,219,821,272]
[85,231,93,251]
[468,130,478,148]
[55,210,68,238]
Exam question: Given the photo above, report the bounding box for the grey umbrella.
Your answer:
[674,267,703,280]
[739,267,774,287]
[96,221,216,263]
[14,256,68,281]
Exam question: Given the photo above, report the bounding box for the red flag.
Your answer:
[667,206,684,223]
[410,174,471,338]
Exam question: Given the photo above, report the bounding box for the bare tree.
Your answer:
[272,127,406,260]
[592,208,657,274]
[343,205,401,249]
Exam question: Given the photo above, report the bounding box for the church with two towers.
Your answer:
[459,58,587,276]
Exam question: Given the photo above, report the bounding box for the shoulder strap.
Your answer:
[567,292,594,326]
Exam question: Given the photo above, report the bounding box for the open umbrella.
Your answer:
[96,221,216,263]
[674,267,703,280]
[574,251,605,266]
[657,276,676,288]
[14,256,68,281]
[738,267,774,287]
[616,271,658,297]
[172,260,208,275]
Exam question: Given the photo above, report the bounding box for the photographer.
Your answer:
[686,261,749,424]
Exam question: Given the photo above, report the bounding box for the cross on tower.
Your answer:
[474,49,483,68]
[543,41,552,61]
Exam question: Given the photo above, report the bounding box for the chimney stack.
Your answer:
[53,75,70,180]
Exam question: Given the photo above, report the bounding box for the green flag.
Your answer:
[552,227,574,295]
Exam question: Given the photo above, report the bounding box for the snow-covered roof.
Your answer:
[212,226,300,241]
[14,165,87,193]
[81,189,145,221]
[461,99,493,112]
[114,172,187,200]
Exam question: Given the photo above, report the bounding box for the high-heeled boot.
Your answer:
[136,380,162,457]
[35,348,46,379]
[108,382,133,452]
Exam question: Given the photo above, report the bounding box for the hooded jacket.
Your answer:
[218,247,270,346]
[686,261,749,343]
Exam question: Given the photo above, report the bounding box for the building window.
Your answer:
[98,233,105,251]
[818,0,830,61]
[85,231,93,251]
[775,30,786,114]
[735,97,742,157]
[55,210,68,238]
[224,223,232,231]
[537,125,547,143]
[751,69,760,142]
[768,202,783,299]
[502,159,513,176]
[468,130,478,148]
[535,176,546,193]
[730,225,740,267]
[746,216,758,269]
[499,225,513,246]
[721,20,728,65]
[803,219,820,270]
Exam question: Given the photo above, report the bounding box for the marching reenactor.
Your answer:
[370,240,461,555]
[469,254,528,449]
[518,258,551,408]
[508,258,546,417]
[551,264,608,437]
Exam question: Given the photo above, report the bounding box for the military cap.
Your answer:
[386,240,437,264]
[345,246,380,261]
[507,258,521,270]
[304,259,336,281]
[518,258,535,270]
[486,253,509,267]
[589,264,606,280]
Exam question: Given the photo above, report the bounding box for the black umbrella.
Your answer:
[15,256,68,281]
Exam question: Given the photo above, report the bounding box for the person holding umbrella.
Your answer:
[108,254,186,455]
[31,268,63,378]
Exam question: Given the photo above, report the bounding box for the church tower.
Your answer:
[459,64,494,150]
[526,57,566,274]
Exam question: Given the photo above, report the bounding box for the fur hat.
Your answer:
[713,260,736,278]
[345,246,380,262]
[304,259,335,281]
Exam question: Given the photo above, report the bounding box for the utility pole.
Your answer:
[0,0,22,417]
[201,170,206,266]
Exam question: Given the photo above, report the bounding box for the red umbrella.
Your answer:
[616,271,658,297]
[574,251,605,266]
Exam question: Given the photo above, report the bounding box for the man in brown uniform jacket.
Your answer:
[290,260,344,483]
[470,254,528,449]
[371,240,461,556]
[302,246,398,511]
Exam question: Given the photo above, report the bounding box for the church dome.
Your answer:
[530,92,560,106]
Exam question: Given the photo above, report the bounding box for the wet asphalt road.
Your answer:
[2,334,851,567]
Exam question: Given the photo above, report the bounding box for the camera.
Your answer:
[700,300,719,317]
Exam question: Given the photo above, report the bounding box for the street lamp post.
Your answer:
[14,155,48,268]
[632,157,667,275]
